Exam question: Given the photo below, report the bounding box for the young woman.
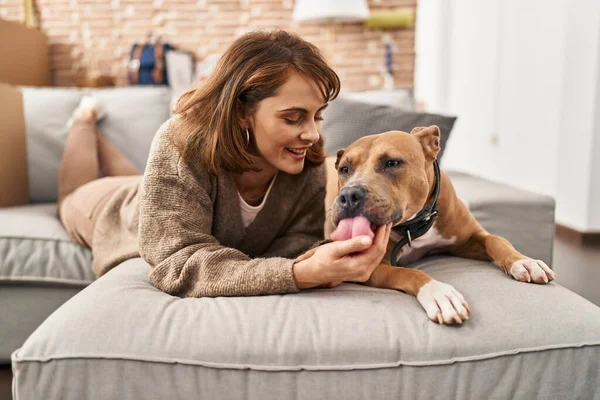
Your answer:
[57,30,391,297]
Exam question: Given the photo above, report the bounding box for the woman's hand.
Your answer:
[292,223,392,289]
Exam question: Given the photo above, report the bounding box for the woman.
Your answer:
[57,29,391,297]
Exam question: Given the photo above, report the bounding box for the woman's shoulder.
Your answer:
[145,115,215,188]
[149,115,183,154]
[146,116,180,174]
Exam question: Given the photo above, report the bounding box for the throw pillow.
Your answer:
[322,97,457,161]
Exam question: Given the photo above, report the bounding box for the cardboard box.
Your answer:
[0,19,50,86]
[0,83,29,206]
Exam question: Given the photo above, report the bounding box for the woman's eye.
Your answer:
[386,160,400,168]
[339,166,349,174]
[285,116,323,125]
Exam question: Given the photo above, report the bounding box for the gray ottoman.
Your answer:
[12,256,600,399]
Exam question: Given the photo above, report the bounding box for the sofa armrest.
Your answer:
[447,171,555,267]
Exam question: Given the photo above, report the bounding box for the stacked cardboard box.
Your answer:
[0,19,50,86]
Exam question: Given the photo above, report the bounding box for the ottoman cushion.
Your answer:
[12,257,600,400]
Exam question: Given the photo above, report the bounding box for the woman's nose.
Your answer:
[300,123,320,144]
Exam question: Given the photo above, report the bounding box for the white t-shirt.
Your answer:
[238,173,278,228]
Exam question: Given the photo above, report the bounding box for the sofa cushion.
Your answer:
[12,257,600,399]
[0,203,94,286]
[447,171,556,265]
[21,86,171,203]
[322,97,457,160]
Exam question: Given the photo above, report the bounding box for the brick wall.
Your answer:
[1,0,415,90]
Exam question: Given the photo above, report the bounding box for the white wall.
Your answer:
[414,0,450,113]
[555,0,600,231]
[587,16,600,231]
[415,0,600,231]
[494,0,566,198]
[442,0,501,182]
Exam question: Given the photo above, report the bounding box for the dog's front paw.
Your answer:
[416,280,471,325]
[509,258,556,284]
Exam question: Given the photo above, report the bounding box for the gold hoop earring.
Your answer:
[245,128,250,146]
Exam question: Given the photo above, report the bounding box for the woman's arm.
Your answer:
[139,170,300,297]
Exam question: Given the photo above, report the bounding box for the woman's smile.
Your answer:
[285,146,310,160]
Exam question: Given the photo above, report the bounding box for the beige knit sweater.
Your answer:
[91,116,326,297]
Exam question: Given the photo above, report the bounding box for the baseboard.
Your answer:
[555,224,600,246]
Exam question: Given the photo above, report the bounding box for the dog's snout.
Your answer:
[338,186,366,216]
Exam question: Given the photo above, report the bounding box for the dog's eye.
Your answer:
[386,160,400,168]
[339,165,350,174]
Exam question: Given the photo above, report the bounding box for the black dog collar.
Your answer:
[390,160,441,266]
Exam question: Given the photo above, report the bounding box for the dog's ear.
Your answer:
[335,149,345,169]
[410,126,427,134]
[413,125,441,161]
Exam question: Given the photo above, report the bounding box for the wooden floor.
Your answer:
[0,236,598,400]
[553,235,600,306]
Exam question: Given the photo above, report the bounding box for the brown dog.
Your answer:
[328,125,556,325]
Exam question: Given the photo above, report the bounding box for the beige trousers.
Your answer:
[58,176,140,248]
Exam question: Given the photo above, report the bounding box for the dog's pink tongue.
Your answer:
[331,216,374,241]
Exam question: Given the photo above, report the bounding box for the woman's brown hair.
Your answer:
[173,29,341,175]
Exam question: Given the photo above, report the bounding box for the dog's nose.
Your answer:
[338,186,366,215]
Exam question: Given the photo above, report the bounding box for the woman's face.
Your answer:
[244,71,327,175]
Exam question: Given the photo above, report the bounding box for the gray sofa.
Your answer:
[3,87,600,399]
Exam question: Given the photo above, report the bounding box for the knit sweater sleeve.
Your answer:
[137,120,299,298]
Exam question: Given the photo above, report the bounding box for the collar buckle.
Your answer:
[425,210,438,222]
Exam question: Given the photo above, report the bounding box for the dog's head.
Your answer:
[330,125,441,240]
